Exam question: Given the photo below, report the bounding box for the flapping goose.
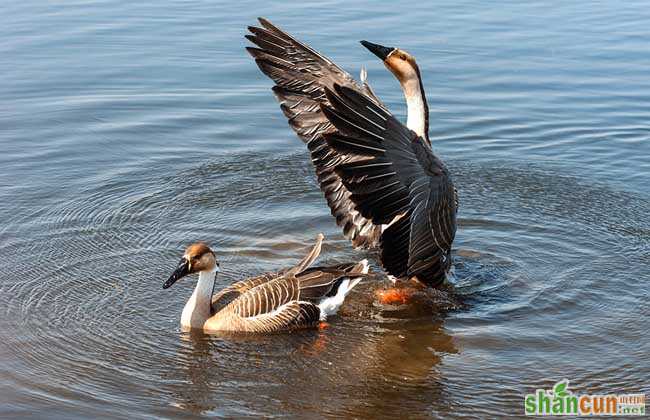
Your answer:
[162,234,369,333]
[246,19,458,298]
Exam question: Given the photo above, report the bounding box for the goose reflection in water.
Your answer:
[172,310,458,417]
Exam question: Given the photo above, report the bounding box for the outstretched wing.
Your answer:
[246,18,382,248]
[321,84,457,286]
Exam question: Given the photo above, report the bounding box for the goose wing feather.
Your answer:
[211,233,324,312]
[214,261,366,332]
[284,232,323,276]
[246,18,382,248]
[320,84,457,286]
[228,300,321,333]
[218,276,320,332]
[211,272,278,313]
[230,276,301,319]
[295,263,364,301]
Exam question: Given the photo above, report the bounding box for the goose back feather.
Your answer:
[203,236,368,333]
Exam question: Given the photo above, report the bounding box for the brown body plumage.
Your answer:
[163,234,369,333]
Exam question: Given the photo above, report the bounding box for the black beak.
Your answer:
[163,257,190,289]
[360,40,394,61]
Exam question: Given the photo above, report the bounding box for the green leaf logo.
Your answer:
[553,380,569,398]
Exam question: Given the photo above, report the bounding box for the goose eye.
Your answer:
[400,54,408,60]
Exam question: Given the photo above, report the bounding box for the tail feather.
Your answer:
[317,259,369,319]
[344,258,369,296]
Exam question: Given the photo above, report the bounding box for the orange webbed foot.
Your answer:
[375,287,419,305]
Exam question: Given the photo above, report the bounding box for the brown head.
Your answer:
[361,40,430,143]
[162,242,220,289]
[360,41,421,85]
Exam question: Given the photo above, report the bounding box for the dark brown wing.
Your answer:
[296,262,367,301]
[321,84,457,287]
[246,18,382,248]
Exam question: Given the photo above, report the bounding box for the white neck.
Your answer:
[402,76,429,142]
[180,270,216,330]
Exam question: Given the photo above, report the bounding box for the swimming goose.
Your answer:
[246,19,457,297]
[162,234,369,333]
